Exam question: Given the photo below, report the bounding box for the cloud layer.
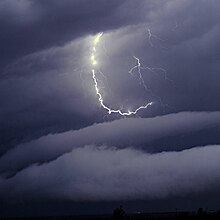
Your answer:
[1,144,220,201]
[1,111,220,175]
[1,0,220,152]
[1,0,220,208]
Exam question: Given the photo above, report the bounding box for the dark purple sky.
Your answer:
[1,0,220,217]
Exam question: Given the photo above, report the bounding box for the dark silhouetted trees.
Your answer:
[113,205,125,220]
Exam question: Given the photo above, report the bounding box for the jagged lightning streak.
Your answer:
[128,56,175,111]
[146,28,164,47]
[90,32,153,116]
[129,56,174,88]
[129,56,150,91]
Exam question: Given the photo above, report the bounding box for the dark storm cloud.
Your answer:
[1,111,220,175]
[1,0,220,151]
[0,0,165,150]
[0,37,104,153]
[1,0,220,205]
[98,1,220,113]
[146,0,220,112]
[1,145,220,201]
[0,0,160,72]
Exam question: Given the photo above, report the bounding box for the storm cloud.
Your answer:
[1,0,220,213]
[1,145,220,201]
[1,111,220,176]
[1,0,220,151]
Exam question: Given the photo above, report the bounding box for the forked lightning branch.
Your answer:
[90,32,153,116]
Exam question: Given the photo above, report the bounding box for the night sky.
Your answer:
[1,0,220,217]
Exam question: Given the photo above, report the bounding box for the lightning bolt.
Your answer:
[90,32,153,116]
[128,55,175,111]
[146,27,166,49]
[129,56,174,88]
[129,56,150,91]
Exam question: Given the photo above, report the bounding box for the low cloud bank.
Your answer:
[1,111,220,174]
[0,145,220,201]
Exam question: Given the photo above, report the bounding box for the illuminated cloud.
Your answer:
[1,111,220,175]
[1,1,220,214]
[1,145,220,201]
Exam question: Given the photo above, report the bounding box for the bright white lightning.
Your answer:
[129,56,174,88]
[146,28,164,47]
[128,56,175,111]
[90,32,153,116]
[129,56,149,91]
